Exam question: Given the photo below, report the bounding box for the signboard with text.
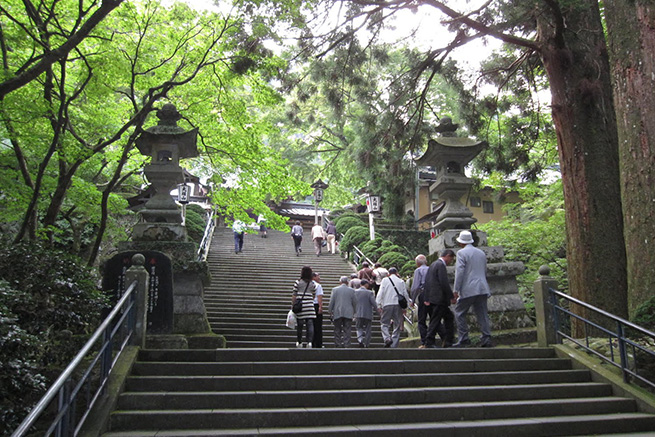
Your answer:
[367,195,380,213]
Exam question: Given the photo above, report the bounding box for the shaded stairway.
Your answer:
[103,347,655,436]
[204,227,388,348]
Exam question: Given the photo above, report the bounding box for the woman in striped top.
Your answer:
[292,266,317,348]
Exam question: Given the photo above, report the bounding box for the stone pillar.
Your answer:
[533,265,559,347]
[124,253,150,348]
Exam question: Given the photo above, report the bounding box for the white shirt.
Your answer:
[313,281,324,304]
[376,274,410,308]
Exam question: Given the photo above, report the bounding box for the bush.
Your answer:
[340,226,370,253]
[0,241,107,432]
[359,238,384,259]
[359,238,405,262]
[186,203,208,216]
[327,208,348,221]
[335,215,365,235]
[377,251,411,274]
[400,259,417,278]
[0,281,47,432]
[185,208,206,244]
[377,229,430,258]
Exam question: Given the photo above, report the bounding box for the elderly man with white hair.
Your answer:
[376,267,411,348]
[328,276,357,347]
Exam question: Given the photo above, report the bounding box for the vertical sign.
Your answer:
[368,195,380,213]
[178,184,190,204]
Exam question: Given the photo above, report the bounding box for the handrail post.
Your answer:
[533,265,558,347]
[617,321,630,383]
[125,253,149,349]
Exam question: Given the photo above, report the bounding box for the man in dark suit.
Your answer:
[423,249,456,348]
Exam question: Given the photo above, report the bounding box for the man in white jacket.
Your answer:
[376,267,411,348]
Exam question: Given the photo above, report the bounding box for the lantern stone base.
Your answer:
[146,333,226,349]
[133,223,187,242]
[118,240,211,335]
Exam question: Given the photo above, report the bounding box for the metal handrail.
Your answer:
[351,245,374,267]
[349,242,413,326]
[11,280,138,437]
[197,210,216,262]
[549,287,655,390]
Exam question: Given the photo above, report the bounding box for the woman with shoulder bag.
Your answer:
[292,266,317,348]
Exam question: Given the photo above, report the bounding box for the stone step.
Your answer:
[130,358,571,376]
[124,369,593,392]
[109,397,640,431]
[102,413,655,436]
[138,347,559,361]
[117,382,613,410]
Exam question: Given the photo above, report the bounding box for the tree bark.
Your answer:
[604,1,655,317]
[536,0,628,322]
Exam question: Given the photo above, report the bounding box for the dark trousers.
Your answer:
[313,303,323,348]
[293,235,302,253]
[233,232,244,252]
[417,294,443,345]
[426,304,454,347]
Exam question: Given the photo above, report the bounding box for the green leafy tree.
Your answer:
[1,0,308,264]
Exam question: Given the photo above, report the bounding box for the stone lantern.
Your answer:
[133,104,198,241]
[108,103,215,345]
[414,117,487,232]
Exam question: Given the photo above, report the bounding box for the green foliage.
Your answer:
[335,215,366,235]
[479,180,567,314]
[339,226,370,253]
[0,241,107,336]
[187,204,208,216]
[1,0,308,262]
[377,251,411,273]
[359,238,403,262]
[400,259,417,278]
[632,295,655,333]
[0,281,47,433]
[185,208,207,244]
[377,229,430,258]
[0,241,107,433]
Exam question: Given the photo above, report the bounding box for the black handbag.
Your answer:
[292,282,311,314]
[389,277,408,309]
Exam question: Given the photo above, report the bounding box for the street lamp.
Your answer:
[310,179,329,225]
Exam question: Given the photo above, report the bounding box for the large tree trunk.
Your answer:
[536,0,628,323]
[604,1,655,317]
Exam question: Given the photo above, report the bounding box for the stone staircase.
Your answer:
[103,347,655,436]
[204,227,388,348]
[99,227,655,435]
